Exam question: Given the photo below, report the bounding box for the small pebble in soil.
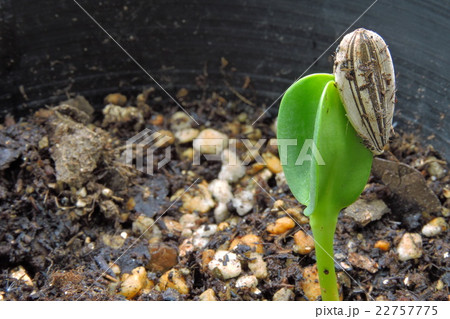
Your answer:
[38,136,49,149]
[272,199,284,211]
[193,224,218,248]
[219,150,246,183]
[374,240,390,251]
[110,263,121,276]
[426,157,446,178]
[248,252,268,279]
[214,202,230,223]
[343,198,390,227]
[300,265,322,301]
[443,186,450,199]
[162,217,183,235]
[208,251,242,280]
[232,189,254,216]
[178,182,215,215]
[435,280,444,291]
[247,162,266,175]
[199,288,217,301]
[175,128,199,144]
[193,128,228,154]
[153,130,175,148]
[421,217,447,237]
[235,275,258,289]
[170,111,193,132]
[178,238,195,257]
[262,152,282,174]
[217,222,229,231]
[159,269,189,295]
[104,93,127,106]
[149,114,164,126]
[209,179,233,203]
[201,249,216,271]
[397,233,423,261]
[286,207,309,224]
[241,124,262,140]
[272,288,295,301]
[275,171,288,189]
[147,243,178,272]
[253,168,273,184]
[101,188,113,197]
[267,217,296,235]
[229,234,264,254]
[11,266,34,287]
[179,213,199,229]
[180,148,194,161]
[119,266,148,299]
[293,230,315,254]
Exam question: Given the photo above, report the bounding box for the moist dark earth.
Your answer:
[0,67,448,301]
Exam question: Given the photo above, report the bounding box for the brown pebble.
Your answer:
[104,93,127,106]
[286,207,309,224]
[293,230,315,254]
[272,199,284,210]
[267,217,296,235]
[179,182,215,215]
[201,249,216,271]
[224,121,240,137]
[119,266,147,299]
[150,114,164,126]
[374,240,390,251]
[229,234,264,254]
[147,243,178,272]
[178,238,194,257]
[217,222,229,231]
[159,269,189,295]
[153,130,175,147]
[162,217,183,235]
[272,287,294,301]
[199,288,217,301]
[247,162,266,175]
[300,265,322,301]
[262,152,282,174]
[110,263,121,276]
[126,197,136,211]
[443,187,450,199]
[180,148,194,161]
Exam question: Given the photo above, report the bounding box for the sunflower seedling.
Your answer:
[277,29,394,301]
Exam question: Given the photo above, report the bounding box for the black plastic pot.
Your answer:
[0,0,448,159]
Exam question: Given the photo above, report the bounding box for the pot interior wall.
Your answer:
[0,0,448,159]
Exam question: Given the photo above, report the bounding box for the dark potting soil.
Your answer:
[0,66,448,301]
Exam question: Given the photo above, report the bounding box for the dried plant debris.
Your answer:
[372,158,442,215]
[0,74,448,301]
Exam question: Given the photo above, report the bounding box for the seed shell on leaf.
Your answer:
[334,28,395,155]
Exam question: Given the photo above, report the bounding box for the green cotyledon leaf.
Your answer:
[277,73,334,206]
[277,73,372,216]
[305,80,373,216]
